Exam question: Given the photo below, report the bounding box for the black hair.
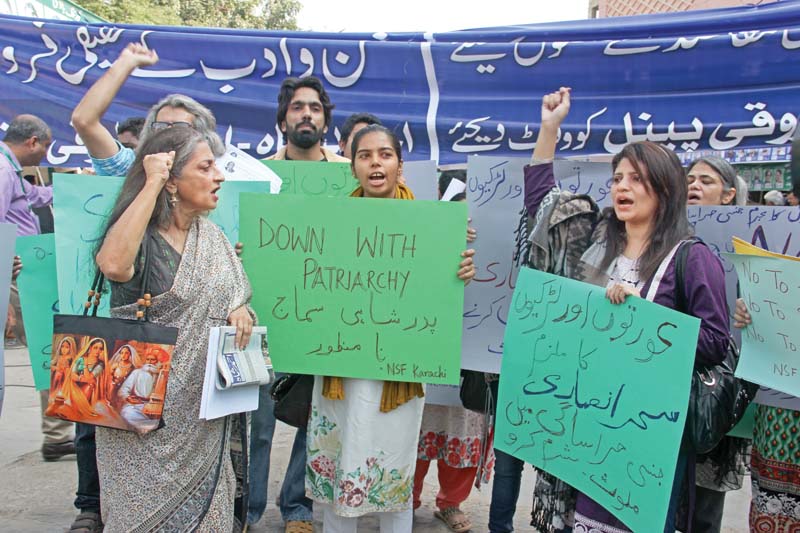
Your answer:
[117,117,146,138]
[439,169,466,196]
[276,76,334,130]
[450,192,467,202]
[349,124,402,168]
[340,113,381,144]
[602,142,691,282]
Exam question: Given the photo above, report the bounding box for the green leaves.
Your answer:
[76,0,301,30]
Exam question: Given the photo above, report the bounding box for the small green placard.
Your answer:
[262,160,356,197]
[53,173,122,317]
[16,233,59,390]
[726,253,800,397]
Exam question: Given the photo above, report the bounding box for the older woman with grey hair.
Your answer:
[94,126,254,532]
[681,155,749,533]
[686,156,747,207]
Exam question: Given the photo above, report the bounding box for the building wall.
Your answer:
[597,0,777,18]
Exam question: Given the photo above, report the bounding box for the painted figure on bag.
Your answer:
[107,344,141,404]
[51,336,77,394]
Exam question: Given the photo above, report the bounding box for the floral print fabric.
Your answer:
[416,404,494,482]
[307,377,424,518]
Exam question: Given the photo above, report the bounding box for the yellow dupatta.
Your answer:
[322,183,425,412]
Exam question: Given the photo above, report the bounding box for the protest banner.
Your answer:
[53,173,270,316]
[554,161,613,209]
[240,193,466,384]
[264,160,356,197]
[689,205,800,316]
[0,223,16,414]
[690,206,800,404]
[403,160,439,201]
[496,268,699,531]
[204,180,271,243]
[726,249,800,397]
[2,3,797,167]
[461,156,525,373]
[15,233,59,390]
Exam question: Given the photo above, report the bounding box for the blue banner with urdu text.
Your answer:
[0,0,798,165]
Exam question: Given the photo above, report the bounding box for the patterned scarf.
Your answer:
[322,182,424,412]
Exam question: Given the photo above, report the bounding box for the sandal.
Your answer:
[285,520,313,533]
[69,512,104,533]
[434,507,472,533]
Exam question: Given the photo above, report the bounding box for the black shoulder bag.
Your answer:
[674,239,758,454]
[460,370,494,414]
[270,374,314,428]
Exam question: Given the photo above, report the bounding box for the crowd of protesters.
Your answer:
[2,43,799,533]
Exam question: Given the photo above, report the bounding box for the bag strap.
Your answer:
[673,237,738,370]
[644,239,690,302]
[138,232,155,322]
[82,269,106,318]
[672,238,700,313]
[85,230,156,321]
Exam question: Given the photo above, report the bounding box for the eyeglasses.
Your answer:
[150,121,192,131]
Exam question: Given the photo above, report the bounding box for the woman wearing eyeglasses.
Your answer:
[72,43,221,178]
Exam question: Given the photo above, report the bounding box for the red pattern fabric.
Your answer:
[418,431,486,468]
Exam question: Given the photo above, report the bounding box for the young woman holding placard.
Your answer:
[495,87,731,533]
[305,124,476,533]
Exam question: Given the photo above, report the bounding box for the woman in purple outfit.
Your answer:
[516,87,731,533]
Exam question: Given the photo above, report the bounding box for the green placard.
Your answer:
[727,402,756,439]
[210,180,271,243]
[496,268,699,532]
[53,173,269,317]
[15,234,59,390]
[53,173,123,317]
[240,193,467,384]
[726,253,800,396]
[263,160,356,197]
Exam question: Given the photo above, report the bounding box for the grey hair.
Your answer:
[96,127,209,259]
[3,114,51,144]
[734,175,749,206]
[688,156,738,194]
[139,94,223,155]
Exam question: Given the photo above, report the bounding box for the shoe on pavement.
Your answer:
[285,520,313,533]
[42,440,76,461]
[69,511,103,532]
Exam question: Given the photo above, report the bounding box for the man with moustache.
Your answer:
[267,76,348,163]
[249,76,345,533]
[118,351,160,428]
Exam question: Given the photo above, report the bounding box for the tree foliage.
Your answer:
[77,0,301,30]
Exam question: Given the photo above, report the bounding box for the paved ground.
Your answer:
[1,345,751,532]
